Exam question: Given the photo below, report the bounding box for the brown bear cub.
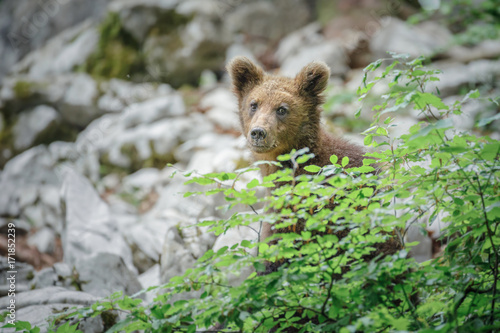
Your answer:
[227,56,365,179]
[227,57,373,243]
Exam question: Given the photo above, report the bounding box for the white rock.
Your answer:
[12,105,60,151]
[0,146,60,218]
[13,21,99,80]
[122,168,161,193]
[159,219,216,284]
[60,167,136,274]
[275,23,323,63]
[123,216,171,264]
[225,42,260,66]
[199,87,239,130]
[60,73,100,127]
[27,227,56,254]
[0,287,97,309]
[223,0,311,44]
[370,18,452,59]
[121,94,186,128]
[75,253,142,297]
[446,39,500,63]
[280,41,348,77]
[428,59,500,96]
[138,264,161,289]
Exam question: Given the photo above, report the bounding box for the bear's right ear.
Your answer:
[226,57,264,100]
[295,61,330,98]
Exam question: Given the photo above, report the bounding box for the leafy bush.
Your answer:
[6,54,499,333]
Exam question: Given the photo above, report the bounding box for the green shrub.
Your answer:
[6,54,499,333]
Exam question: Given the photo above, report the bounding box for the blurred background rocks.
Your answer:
[0,0,498,328]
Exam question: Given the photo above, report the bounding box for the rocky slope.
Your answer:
[0,0,498,330]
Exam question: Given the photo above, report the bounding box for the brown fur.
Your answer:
[227,57,367,241]
[227,57,365,179]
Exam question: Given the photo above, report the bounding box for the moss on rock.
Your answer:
[81,12,145,81]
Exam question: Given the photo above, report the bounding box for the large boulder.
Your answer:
[60,167,136,274]
[370,18,453,59]
[276,23,349,77]
[0,0,111,84]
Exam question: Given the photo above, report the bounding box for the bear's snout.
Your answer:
[248,127,275,153]
[250,127,267,141]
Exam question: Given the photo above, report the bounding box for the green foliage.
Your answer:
[12,80,34,99]
[409,0,500,45]
[32,54,499,332]
[80,12,145,80]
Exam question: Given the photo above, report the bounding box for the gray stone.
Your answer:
[280,41,348,77]
[0,257,34,297]
[225,42,260,67]
[121,94,186,128]
[199,87,239,131]
[275,23,323,63]
[97,79,173,113]
[60,167,136,273]
[108,0,180,41]
[428,59,500,96]
[143,16,226,88]
[12,105,60,150]
[0,145,60,218]
[123,216,169,268]
[160,219,216,283]
[138,264,161,304]
[223,0,312,46]
[370,18,452,59]
[27,227,56,254]
[60,73,100,127]
[0,0,111,84]
[12,21,99,80]
[122,168,161,194]
[31,267,57,289]
[445,39,500,63]
[75,253,142,297]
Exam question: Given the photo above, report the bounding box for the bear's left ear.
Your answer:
[295,61,330,97]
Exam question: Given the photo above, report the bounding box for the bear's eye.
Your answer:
[276,105,288,117]
[249,101,258,113]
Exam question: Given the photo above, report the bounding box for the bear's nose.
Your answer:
[250,127,267,141]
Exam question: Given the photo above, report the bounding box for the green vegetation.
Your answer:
[81,12,145,80]
[13,80,34,99]
[410,0,500,45]
[7,53,498,333]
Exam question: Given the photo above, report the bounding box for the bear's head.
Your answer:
[227,56,330,161]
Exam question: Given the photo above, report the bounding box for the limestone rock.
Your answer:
[199,87,239,131]
[370,18,452,59]
[75,253,142,297]
[12,105,60,151]
[59,73,100,127]
[60,167,135,273]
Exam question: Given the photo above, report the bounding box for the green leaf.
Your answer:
[477,113,500,127]
[341,156,349,167]
[304,165,321,173]
[364,134,373,145]
[462,89,480,102]
[330,155,338,165]
[247,178,260,189]
[410,119,453,140]
[413,92,448,110]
